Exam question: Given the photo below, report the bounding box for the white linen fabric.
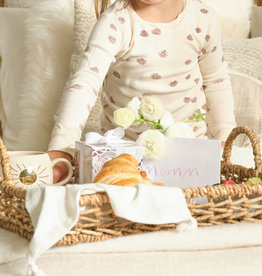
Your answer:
[25,183,196,275]
[48,0,236,156]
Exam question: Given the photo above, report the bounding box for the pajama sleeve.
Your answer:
[198,13,236,141]
[48,13,125,156]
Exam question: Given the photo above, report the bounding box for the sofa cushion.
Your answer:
[222,37,262,81]
[222,37,262,144]
[202,0,253,38]
[229,72,262,146]
[2,221,262,276]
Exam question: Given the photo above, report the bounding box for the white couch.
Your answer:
[1,221,262,276]
[0,0,262,275]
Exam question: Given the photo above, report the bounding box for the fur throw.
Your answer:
[17,0,74,151]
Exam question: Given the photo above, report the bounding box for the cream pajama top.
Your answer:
[48,0,236,156]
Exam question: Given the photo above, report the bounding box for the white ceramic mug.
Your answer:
[3,151,73,187]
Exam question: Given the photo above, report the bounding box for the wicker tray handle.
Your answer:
[222,126,262,179]
[0,137,26,198]
[0,136,12,182]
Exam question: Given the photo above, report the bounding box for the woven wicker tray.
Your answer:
[0,126,262,246]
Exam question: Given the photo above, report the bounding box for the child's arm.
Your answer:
[48,12,126,156]
[198,13,236,141]
[47,12,126,182]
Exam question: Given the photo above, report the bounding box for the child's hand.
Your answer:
[48,150,73,184]
[221,141,225,148]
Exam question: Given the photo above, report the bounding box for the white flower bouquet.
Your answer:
[113,96,206,160]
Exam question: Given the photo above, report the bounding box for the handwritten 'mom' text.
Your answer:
[145,164,199,178]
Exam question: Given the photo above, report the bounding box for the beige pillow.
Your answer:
[222,37,262,145]
[202,0,253,38]
[222,37,262,81]
[230,72,262,146]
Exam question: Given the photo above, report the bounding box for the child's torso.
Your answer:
[101,0,212,138]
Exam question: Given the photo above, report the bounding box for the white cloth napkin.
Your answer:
[25,183,196,276]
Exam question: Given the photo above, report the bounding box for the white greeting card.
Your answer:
[143,137,221,188]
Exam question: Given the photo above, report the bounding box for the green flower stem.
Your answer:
[184,109,206,123]
[134,119,163,130]
[184,120,196,123]
[134,109,163,129]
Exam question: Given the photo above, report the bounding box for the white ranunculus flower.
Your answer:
[127,97,141,119]
[140,96,165,121]
[136,129,166,160]
[113,108,135,129]
[160,111,175,130]
[165,122,195,138]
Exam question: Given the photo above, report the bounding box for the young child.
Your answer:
[48,0,236,183]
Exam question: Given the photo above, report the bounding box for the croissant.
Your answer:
[94,153,163,187]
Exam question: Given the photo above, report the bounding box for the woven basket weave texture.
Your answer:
[0,126,262,246]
